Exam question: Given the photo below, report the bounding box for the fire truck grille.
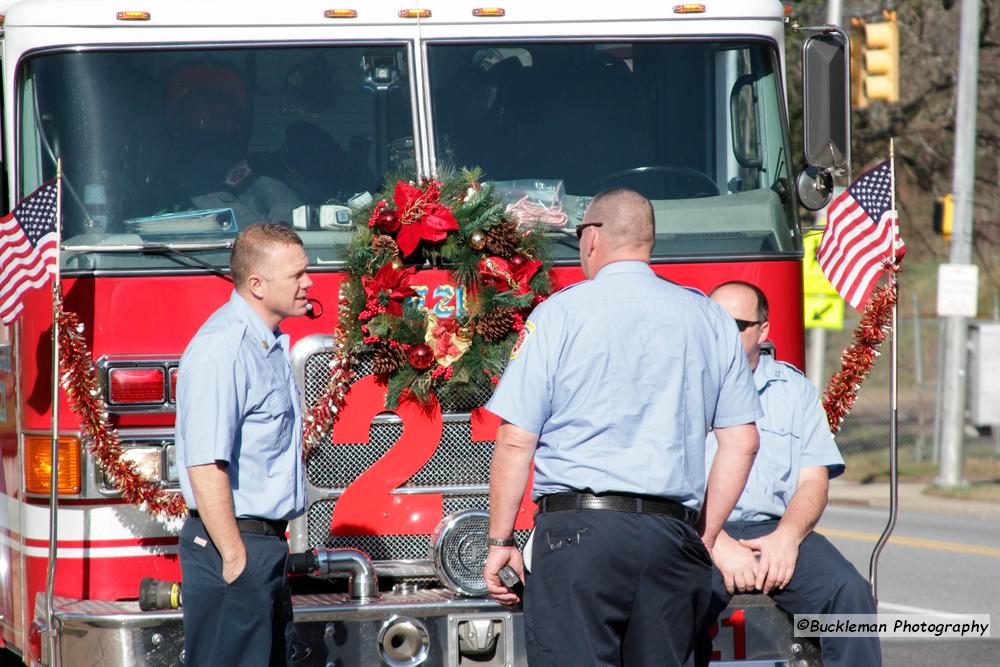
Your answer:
[303,349,506,568]
[307,496,528,560]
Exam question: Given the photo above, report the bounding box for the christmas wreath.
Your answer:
[306,167,553,449]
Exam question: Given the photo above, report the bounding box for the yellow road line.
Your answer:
[816,528,1000,558]
[817,527,1000,558]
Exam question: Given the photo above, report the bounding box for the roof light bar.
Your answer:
[116,11,151,21]
[324,9,358,18]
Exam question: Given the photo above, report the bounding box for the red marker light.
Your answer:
[109,367,166,404]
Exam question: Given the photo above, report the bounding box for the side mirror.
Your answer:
[796,165,834,211]
[801,28,851,169]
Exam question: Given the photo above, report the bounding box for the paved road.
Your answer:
[818,504,1000,666]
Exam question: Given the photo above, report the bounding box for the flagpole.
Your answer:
[868,139,900,604]
[45,159,63,666]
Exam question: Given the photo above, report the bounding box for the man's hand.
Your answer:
[739,527,799,594]
[484,546,525,607]
[222,550,248,584]
[187,461,247,585]
[713,533,759,594]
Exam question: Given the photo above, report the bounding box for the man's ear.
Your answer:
[758,320,771,345]
[246,274,265,299]
[585,229,600,258]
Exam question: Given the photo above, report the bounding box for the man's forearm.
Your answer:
[188,462,244,562]
[488,422,537,539]
[774,469,828,543]
[702,423,758,547]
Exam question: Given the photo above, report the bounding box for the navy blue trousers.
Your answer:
[524,509,713,667]
[695,520,881,666]
[179,517,294,667]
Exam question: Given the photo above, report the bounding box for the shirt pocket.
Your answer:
[253,386,294,465]
[756,418,801,504]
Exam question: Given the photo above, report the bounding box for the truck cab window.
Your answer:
[428,40,798,261]
[18,45,415,271]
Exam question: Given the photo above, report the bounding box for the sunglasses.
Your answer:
[575,222,604,240]
[734,318,764,332]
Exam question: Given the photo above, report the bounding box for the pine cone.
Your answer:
[476,306,516,342]
[372,235,400,258]
[485,219,521,258]
[372,345,405,376]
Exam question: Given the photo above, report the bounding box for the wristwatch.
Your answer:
[487,536,516,547]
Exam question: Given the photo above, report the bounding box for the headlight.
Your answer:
[431,510,490,597]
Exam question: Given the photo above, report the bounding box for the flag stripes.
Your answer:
[0,179,60,324]
[816,160,905,310]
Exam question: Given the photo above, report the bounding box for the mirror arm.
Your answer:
[790,22,847,34]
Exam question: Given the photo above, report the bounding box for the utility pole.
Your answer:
[938,0,981,487]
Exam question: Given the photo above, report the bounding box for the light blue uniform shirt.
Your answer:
[705,353,845,522]
[176,291,306,520]
[486,261,762,510]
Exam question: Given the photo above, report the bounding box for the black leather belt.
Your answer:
[189,510,288,539]
[537,492,697,525]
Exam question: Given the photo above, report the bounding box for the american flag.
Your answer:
[816,160,906,310]
[0,179,60,324]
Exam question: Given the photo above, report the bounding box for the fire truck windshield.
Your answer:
[428,40,800,261]
[18,44,415,272]
[17,39,798,273]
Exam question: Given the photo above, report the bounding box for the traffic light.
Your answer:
[862,15,899,103]
[933,193,953,241]
[849,19,868,110]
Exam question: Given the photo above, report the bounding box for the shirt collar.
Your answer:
[229,290,284,353]
[753,353,786,391]
[594,260,653,280]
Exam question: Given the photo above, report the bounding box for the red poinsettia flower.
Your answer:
[394,181,423,211]
[478,256,543,295]
[391,180,460,257]
[362,262,417,316]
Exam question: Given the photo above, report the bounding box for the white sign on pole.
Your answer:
[936,263,979,317]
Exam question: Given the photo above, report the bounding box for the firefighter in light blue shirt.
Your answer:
[483,188,762,667]
[176,224,312,667]
[697,281,880,667]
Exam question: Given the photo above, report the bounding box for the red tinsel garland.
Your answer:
[302,286,355,458]
[823,267,898,433]
[56,291,188,517]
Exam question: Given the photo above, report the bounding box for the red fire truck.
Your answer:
[0,1,849,664]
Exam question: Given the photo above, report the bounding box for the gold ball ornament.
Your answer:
[468,230,487,251]
[457,323,475,341]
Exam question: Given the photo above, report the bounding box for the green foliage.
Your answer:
[341,168,554,409]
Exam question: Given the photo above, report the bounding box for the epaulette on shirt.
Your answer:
[770,357,806,380]
[653,273,707,298]
[547,281,585,297]
[682,285,708,297]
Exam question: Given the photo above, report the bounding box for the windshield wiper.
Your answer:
[61,240,233,280]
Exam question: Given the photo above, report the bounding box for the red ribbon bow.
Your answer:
[432,318,461,359]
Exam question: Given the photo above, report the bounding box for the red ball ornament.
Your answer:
[408,343,435,370]
[509,254,527,270]
[377,209,401,234]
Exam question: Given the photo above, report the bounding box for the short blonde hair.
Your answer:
[230,224,303,287]
[587,188,654,252]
